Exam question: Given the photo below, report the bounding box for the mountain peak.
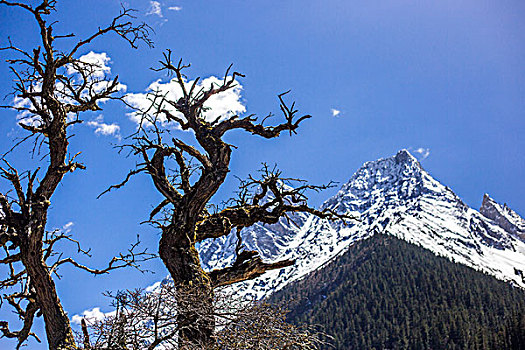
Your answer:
[480,194,525,241]
[394,149,419,165]
[482,193,495,206]
[328,149,437,211]
[358,149,422,177]
[357,149,423,179]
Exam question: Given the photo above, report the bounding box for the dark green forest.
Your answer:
[269,234,525,349]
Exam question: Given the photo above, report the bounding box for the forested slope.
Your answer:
[269,234,525,349]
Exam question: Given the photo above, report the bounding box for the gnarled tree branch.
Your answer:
[209,250,295,288]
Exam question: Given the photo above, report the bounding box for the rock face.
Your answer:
[480,193,525,242]
[199,150,525,299]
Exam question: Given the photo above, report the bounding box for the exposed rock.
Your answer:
[480,193,525,242]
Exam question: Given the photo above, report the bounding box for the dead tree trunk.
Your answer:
[157,135,232,348]
[23,102,77,350]
[20,226,77,349]
[160,224,215,347]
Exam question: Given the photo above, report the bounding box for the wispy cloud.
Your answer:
[125,76,246,129]
[412,147,431,160]
[168,6,182,11]
[331,108,341,117]
[62,221,74,233]
[86,116,121,139]
[147,1,163,17]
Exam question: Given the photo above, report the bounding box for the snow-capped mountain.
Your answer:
[199,150,525,299]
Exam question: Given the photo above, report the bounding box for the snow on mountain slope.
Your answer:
[199,150,525,300]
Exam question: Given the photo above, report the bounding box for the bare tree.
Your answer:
[215,302,324,350]
[78,283,326,350]
[106,50,348,348]
[0,1,152,348]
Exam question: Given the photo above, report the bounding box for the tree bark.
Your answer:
[18,214,76,350]
[159,222,215,349]
[21,246,76,349]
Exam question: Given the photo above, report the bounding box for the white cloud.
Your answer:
[125,76,246,128]
[71,307,107,325]
[168,6,182,11]
[62,221,74,233]
[412,147,431,160]
[13,93,42,127]
[66,51,127,95]
[86,116,121,139]
[13,51,124,130]
[67,51,111,78]
[331,108,341,117]
[147,1,163,17]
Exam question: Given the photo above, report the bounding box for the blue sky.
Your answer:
[0,0,524,347]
